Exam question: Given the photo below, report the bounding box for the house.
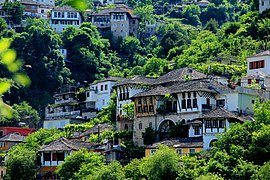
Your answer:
[50,5,83,33]
[0,133,26,152]
[88,4,139,38]
[129,68,256,149]
[37,137,100,178]
[21,0,39,18]
[44,86,85,129]
[0,127,35,136]
[241,50,270,89]
[38,5,53,19]
[114,76,155,132]
[145,137,203,157]
[71,123,113,141]
[33,0,55,6]
[259,0,270,13]
[106,0,125,4]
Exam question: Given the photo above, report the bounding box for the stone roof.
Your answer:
[169,79,230,94]
[0,133,25,142]
[91,77,126,85]
[241,71,269,79]
[202,107,244,121]
[133,86,171,98]
[39,137,99,152]
[152,67,207,85]
[249,50,270,57]
[52,5,79,12]
[147,137,203,148]
[79,123,113,137]
[114,76,156,86]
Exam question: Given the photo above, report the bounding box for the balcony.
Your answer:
[202,104,215,111]
[55,98,77,104]
[45,110,80,119]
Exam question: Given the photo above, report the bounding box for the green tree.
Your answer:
[121,36,141,66]
[124,159,144,180]
[12,101,40,128]
[86,161,125,180]
[5,144,36,180]
[2,2,24,25]
[57,150,105,180]
[182,4,201,26]
[140,145,179,180]
[142,127,156,145]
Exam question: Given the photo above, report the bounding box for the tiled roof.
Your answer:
[202,107,244,121]
[115,76,156,86]
[249,50,270,57]
[147,137,203,148]
[241,71,269,79]
[152,67,207,85]
[90,4,138,17]
[133,86,171,98]
[169,79,230,94]
[52,5,79,12]
[0,133,25,142]
[92,77,127,84]
[79,123,113,137]
[39,137,99,152]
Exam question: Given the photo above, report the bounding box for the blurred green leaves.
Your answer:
[0,38,31,119]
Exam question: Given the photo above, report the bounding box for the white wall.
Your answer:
[247,56,270,76]
[43,119,70,129]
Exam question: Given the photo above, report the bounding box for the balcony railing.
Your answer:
[46,110,80,119]
[55,98,77,104]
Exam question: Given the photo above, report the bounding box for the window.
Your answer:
[150,149,156,155]
[249,60,265,70]
[176,149,182,156]
[52,153,57,161]
[138,98,142,104]
[139,123,142,129]
[219,120,225,128]
[252,99,255,104]
[143,106,148,113]
[0,131,3,137]
[102,99,105,105]
[248,79,252,85]
[206,120,212,128]
[189,149,196,154]
[213,120,218,128]
[216,99,225,107]
[86,92,90,97]
[138,106,142,113]
[105,84,108,90]
[188,92,191,98]
[182,93,185,99]
[57,152,64,161]
[149,97,153,104]
[143,98,147,104]
[101,85,103,91]
[193,92,196,98]
[0,142,5,147]
[149,122,152,128]
[54,12,57,17]
[149,105,154,112]
[187,99,192,108]
[193,99,198,108]
[194,126,200,135]
[182,99,186,109]
[124,124,128,130]
[44,152,51,161]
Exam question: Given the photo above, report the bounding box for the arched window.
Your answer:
[139,123,142,130]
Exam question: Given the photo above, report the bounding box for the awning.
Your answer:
[38,166,57,173]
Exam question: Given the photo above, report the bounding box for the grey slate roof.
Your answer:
[133,86,171,98]
[147,137,203,148]
[249,50,270,57]
[79,123,113,137]
[133,79,230,98]
[39,137,99,152]
[115,76,156,86]
[202,107,243,121]
[0,133,25,142]
[152,67,207,85]
[52,5,79,12]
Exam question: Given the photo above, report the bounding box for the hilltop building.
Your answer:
[88,4,139,38]
[50,5,83,33]
[44,86,85,129]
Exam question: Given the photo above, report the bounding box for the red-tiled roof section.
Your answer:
[0,127,35,136]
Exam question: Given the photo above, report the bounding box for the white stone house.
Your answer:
[241,50,270,89]
[44,86,85,129]
[50,6,83,33]
[89,4,139,38]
